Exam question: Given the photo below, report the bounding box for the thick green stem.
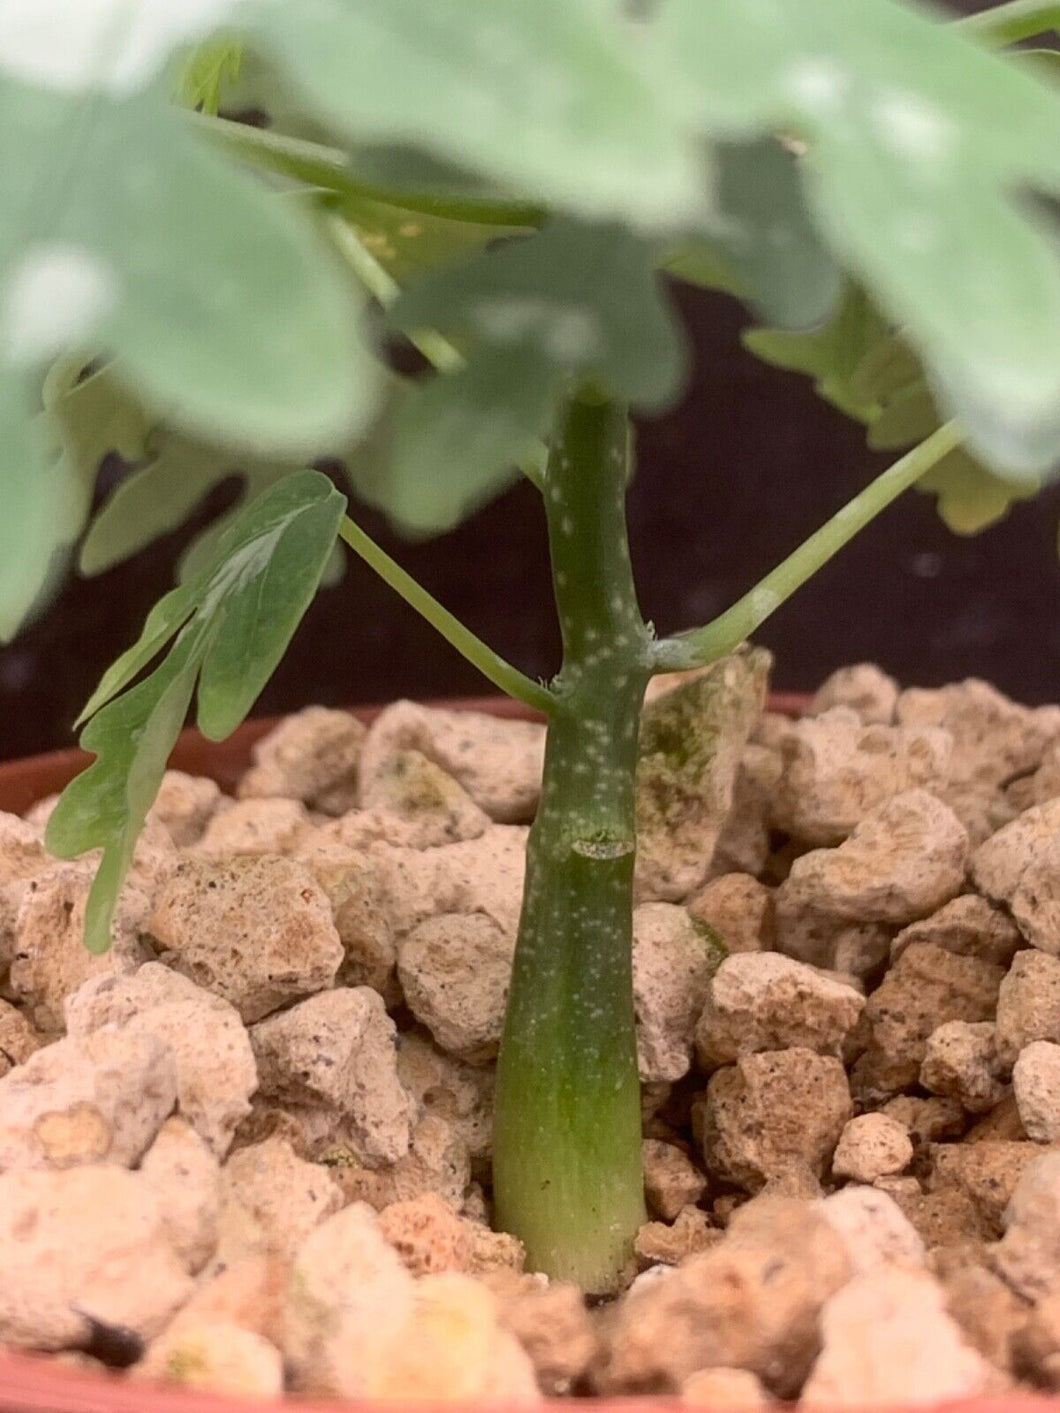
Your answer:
[654,421,962,671]
[493,395,652,1292]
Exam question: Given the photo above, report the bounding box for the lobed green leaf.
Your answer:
[46,471,346,953]
[657,0,1060,475]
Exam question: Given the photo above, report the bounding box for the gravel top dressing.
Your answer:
[2,668,1060,1404]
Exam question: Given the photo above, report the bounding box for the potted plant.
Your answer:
[1,0,1060,1405]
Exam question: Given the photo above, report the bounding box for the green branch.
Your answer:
[955,0,1060,45]
[338,513,556,715]
[191,112,545,228]
[654,422,962,671]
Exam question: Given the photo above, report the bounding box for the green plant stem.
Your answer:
[493,394,652,1292]
[192,112,545,228]
[956,0,1060,45]
[655,421,962,671]
[337,514,555,714]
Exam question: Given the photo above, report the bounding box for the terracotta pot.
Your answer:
[0,689,833,1413]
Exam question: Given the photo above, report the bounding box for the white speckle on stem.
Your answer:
[750,585,781,623]
[3,242,117,364]
[0,0,242,95]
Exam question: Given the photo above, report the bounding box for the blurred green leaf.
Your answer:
[746,282,1046,537]
[363,350,555,534]
[916,446,1043,533]
[246,0,701,228]
[657,0,1060,475]
[866,382,939,451]
[46,471,345,954]
[702,139,841,328]
[0,64,377,639]
[329,194,528,289]
[391,221,688,411]
[743,286,890,422]
[178,41,245,114]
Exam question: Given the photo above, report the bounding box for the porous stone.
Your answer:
[8,866,149,1033]
[0,1165,193,1348]
[218,1136,344,1266]
[137,1320,284,1398]
[65,963,256,1157]
[599,1197,850,1396]
[695,952,863,1068]
[195,797,312,857]
[395,1031,494,1167]
[971,798,1060,955]
[934,1252,1029,1376]
[859,942,1004,1092]
[0,1026,176,1171]
[816,1185,926,1274]
[889,1186,988,1252]
[0,999,43,1077]
[359,700,546,824]
[881,1094,967,1148]
[992,1149,1060,1300]
[808,663,899,725]
[930,1140,1042,1239]
[643,1138,708,1220]
[293,839,396,996]
[328,1114,471,1213]
[286,1203,537,1401]
[832,1114,913,1183]
[702,1048,852,1190]
[686,872,774,954]
[358,1273,541,1402]
[238,706,366,813]
[633,902,724,1082]
[251,987,411,1165]
[0,811,49,886]
[175,1255,287,1345]
[636,650,770,901]
[898,679,1060,790]
[494,1278,600,1395]
[140,1117,220,1272]
[398,912,514,1062]
[891,894,1023,968]
[1013,1041,1060,1142]
[148,770,223,846]
[965,1092,1027,1143]
[354,747,491,846]
[149,855,343,1022]
[371,826,528,941]
[773,897,891,977]
[710,743,782,879]
[634,1206,720,1267]
[773,708,951,846]
[777,790,968,929]
[996,949,1060,1068]
[283,1200,414,1391]
[802,1266,993,1405]
[378,1192,472,1275]
[1014,1289,1060,1388]
[921,1021,1006,1114]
